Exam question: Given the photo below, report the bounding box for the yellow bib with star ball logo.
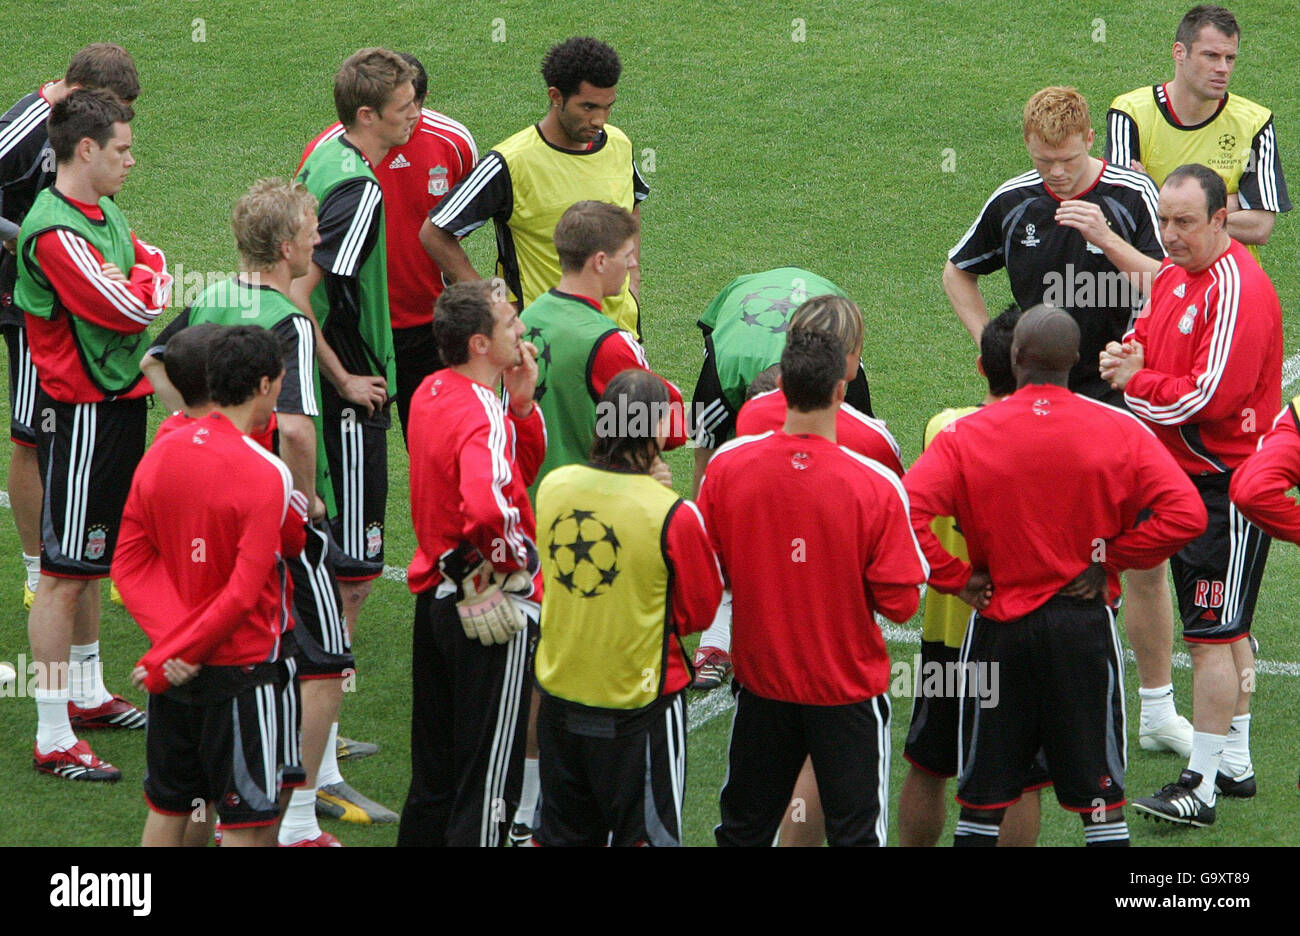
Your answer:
[535,464,683,710]
[494,124,639,335]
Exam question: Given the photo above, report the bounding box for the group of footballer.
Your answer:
[1,3,1298,847]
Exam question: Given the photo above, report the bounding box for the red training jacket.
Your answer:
[114,412,307,693]
[698,430,927,705]
[1124,241,1282,474]
[1230,402,1300,544]
[905,384,1207,620]
[407,369,546,597]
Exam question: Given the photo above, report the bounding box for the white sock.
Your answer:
[513,757,540,825]
[697,590,733,653]
[69,642,113,709]
[1188,731,1226,805]
[1138,684,1177,729]
[278,787,322,844]
[23,554,40,593]
[1220,714,1252,776]
[35,686,77,752]
[317,722,344,787]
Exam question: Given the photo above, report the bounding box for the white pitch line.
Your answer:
[687,685,738,729]
[381,568,1300,728]
[1284,350,1300,393]
[682,620,1300,733]
[392,349,1300,729]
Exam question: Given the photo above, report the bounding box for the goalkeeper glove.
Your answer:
[456,561,526,646]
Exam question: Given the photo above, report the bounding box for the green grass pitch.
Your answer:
[1,0,1298,847]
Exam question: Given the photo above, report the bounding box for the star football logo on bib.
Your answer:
[738,286,801,334]
[524,326,552,402]
[1020,223,1040,247]
[547,508,621,598]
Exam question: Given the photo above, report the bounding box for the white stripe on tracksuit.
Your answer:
[1107,111,1134,170]
[0,99,50,160]
[236,683,279,807]
[1125,256,1241,425]
[1223,501,1253,631]
[333,182,381,277]
[1104,606,1128,771]
[57,230,154,324]
[955,609,978,781]
[339,414,364,562]
[471,384,528,565]
[281,656,299,767]
[430,153,504,236]
[14,328,36,430]
[299,526,335,653]
[662,695,686,841]
[1255,123,1280,211]
[295,523,346,655]
[947,169,1040,262]
[293,317,319,416]
[60,404,96,561]
[480,623,528,846]
[872,694,891,847]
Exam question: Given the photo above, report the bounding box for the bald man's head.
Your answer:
[1011,305,1080,387]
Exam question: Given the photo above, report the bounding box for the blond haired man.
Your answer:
[943,86,1198,762]
[944,86,1164,405]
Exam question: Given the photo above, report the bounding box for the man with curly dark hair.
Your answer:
[421,37,650,338]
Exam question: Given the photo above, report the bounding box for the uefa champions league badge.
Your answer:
[429,165,449,196]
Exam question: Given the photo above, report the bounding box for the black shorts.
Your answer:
[35,392,146,577]
[278,653,306,789]
[320,381,389,581]
[392,323,444,447]
[143,666,284,829]
[289,520,355,678]
[903,640,1051,791]
[3,322,37,446]
[535,692,686,847]
[1173,472,1271,644]
[716,685,890,847]
[956,596,1126,813]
